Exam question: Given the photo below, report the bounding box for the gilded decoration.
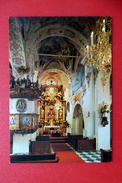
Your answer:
[10,115,19,130]
[86,17,112,87]
[73,85,86,105]
[10,113,38,132]
[74,92,81,102]
[100,68,111,87]
[38,84,66,128]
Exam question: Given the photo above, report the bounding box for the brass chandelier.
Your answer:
[86,17,112,72]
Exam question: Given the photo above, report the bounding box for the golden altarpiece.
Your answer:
[38,83,66,133]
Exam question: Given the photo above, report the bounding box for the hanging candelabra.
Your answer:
[86,17,112,86]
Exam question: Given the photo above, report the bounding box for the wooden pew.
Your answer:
[100,149,112,162]
[10,153,59,163]
[36,135,50,141]
[30,135,51,154]
[30,141,51,154]
[68,135,96,151]
[10,135,59,163]
[68,135,83,146]
[76,138,96,151]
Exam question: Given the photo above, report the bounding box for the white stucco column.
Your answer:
[95,72,111,150]
[83,67,95,139]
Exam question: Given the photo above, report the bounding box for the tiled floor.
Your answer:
[67,143,101,163]
[75,151,101,163]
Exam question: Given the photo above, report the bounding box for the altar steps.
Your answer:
[50,136,68,143]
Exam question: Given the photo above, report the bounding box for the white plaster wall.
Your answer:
[13,130,38,154]
[70,65,111,151]
[10,98,38,114]
[95,72,111,150]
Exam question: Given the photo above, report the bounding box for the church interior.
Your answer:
[9,17,112,163]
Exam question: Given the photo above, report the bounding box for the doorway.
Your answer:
[72,104,84,135]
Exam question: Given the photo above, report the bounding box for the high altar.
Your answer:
[38,83,67,133]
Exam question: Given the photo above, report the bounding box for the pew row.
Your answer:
[10,136,59,163]
[68,135,96,151]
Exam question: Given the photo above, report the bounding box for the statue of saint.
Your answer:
[59,108,63,119]
[10,76,16,88]
[40,106,45,118]
[101,105,109,126]
[50,119,54,126]
[25,75,31,88]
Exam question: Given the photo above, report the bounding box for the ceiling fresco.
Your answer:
[37,36,77,73]
[18,17,97,40]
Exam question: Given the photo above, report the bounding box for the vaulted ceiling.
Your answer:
[9,17,98,88]
[18,17,97,40]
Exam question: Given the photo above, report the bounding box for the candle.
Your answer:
[102,19,105,32]
[86,45,89,57]
[91,31,94,45]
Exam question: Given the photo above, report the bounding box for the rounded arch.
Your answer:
[38,69,71,86]
[30,25,88,55]
[72,103,84,135]
[26,24,89,80]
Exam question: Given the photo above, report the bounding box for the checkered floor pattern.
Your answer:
[75,151,101,163]
[67,143,101,163]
